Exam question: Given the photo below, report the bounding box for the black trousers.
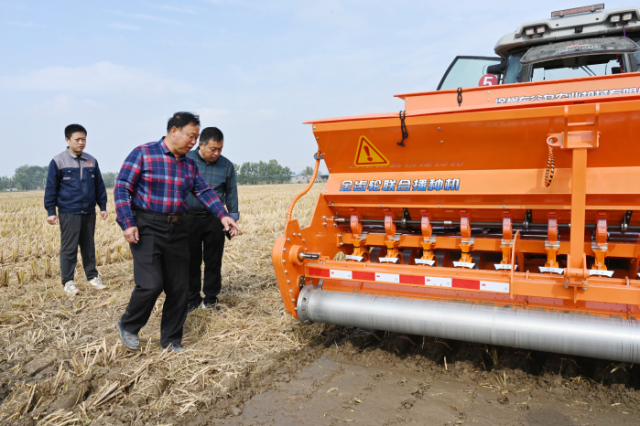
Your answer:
[59,213,98,285]
[186,214,226,305]
[120,216,189,347]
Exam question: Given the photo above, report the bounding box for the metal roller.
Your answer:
[296,286,640,364]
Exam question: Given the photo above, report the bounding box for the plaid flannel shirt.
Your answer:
[114,138,229,230]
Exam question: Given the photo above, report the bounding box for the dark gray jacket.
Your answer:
[186,149,238,214]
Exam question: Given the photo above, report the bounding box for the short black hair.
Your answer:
[167,111,200,133]
[65,124,87,139]
[200,127,224,145]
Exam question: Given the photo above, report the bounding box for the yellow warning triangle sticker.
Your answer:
[354,136,389,167]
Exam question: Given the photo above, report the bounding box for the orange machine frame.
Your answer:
[273,72,640,322]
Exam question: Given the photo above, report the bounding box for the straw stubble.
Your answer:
[0,183,324,423]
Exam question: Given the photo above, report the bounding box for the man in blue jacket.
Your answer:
[45,124,109,296]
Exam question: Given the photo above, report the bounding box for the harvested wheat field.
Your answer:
[2,185,640,426]
[0,184,323,425]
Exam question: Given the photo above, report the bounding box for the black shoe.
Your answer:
[200,299,221,311]
[187,302,200,314]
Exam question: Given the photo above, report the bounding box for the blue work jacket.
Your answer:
[44,149,107,216]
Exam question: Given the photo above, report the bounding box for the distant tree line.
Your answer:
[1,160,307,191]
[102,172,117,189]
[0,165,118,190]
[0,176,17,190]
[234,160,293,185]
[0,165,48,190]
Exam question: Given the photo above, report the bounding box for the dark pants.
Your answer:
[120,216,189,348]
[59,213,98,285]
[186,213,225,305]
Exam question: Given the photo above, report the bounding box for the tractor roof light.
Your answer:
[551,3,604,18]
[525,28,535,36]
[611,14,621,23]
[536,26,546,33]
[623,13,633,21]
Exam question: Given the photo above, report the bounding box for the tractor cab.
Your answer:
[438,4,640,90]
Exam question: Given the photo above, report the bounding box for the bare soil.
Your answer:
[221,328,640,426]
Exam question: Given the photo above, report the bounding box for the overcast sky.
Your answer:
[0,0,634,175]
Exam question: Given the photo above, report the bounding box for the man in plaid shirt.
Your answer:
[114,112,239,354]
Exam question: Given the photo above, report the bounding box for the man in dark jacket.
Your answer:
[185,127,239,312]
[45,124,109,297]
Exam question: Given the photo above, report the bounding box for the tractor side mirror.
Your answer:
[487,59,507,75]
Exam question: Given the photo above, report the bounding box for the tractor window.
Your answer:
[521,37,638,65]
[631,35,640,70]
[505,37,639,83]
[530,55,623,82]
[504,51,525,84]
[437,56,501,90]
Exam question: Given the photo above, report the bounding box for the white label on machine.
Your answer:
[379,257,400,263]
[415,259,435,266]
[345,255,364,261]
[453,261,476,269]
[330,270,352,279]
[425,276,452,287]
[539,267,565,275]
[589,270,614,277]
[494,264,514,271]
[375,273,400,283]
[480,281,510,293]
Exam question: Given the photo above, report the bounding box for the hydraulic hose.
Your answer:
[286,152,321,222]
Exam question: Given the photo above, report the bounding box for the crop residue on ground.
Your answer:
[0,184,324,425]
[3,184,640,425]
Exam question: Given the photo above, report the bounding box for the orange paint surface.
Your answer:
[276,73,640,321]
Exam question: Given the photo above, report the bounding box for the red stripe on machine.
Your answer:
[353,271,376,281]
[306,268,509,294]
[452,278,480,290]
[309,267,330,278]
[400,275,425,285]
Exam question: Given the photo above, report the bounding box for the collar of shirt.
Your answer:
[160,137,187,162]
[196,148,205,163]
[196,148,216,165]
[66,148,86,161]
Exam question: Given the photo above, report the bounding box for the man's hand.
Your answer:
[100,211,108,220]
[47,215,58,225]
[123,226,140,244]
[221,216,240,237]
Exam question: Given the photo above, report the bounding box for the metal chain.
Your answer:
[545,145,555,187]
